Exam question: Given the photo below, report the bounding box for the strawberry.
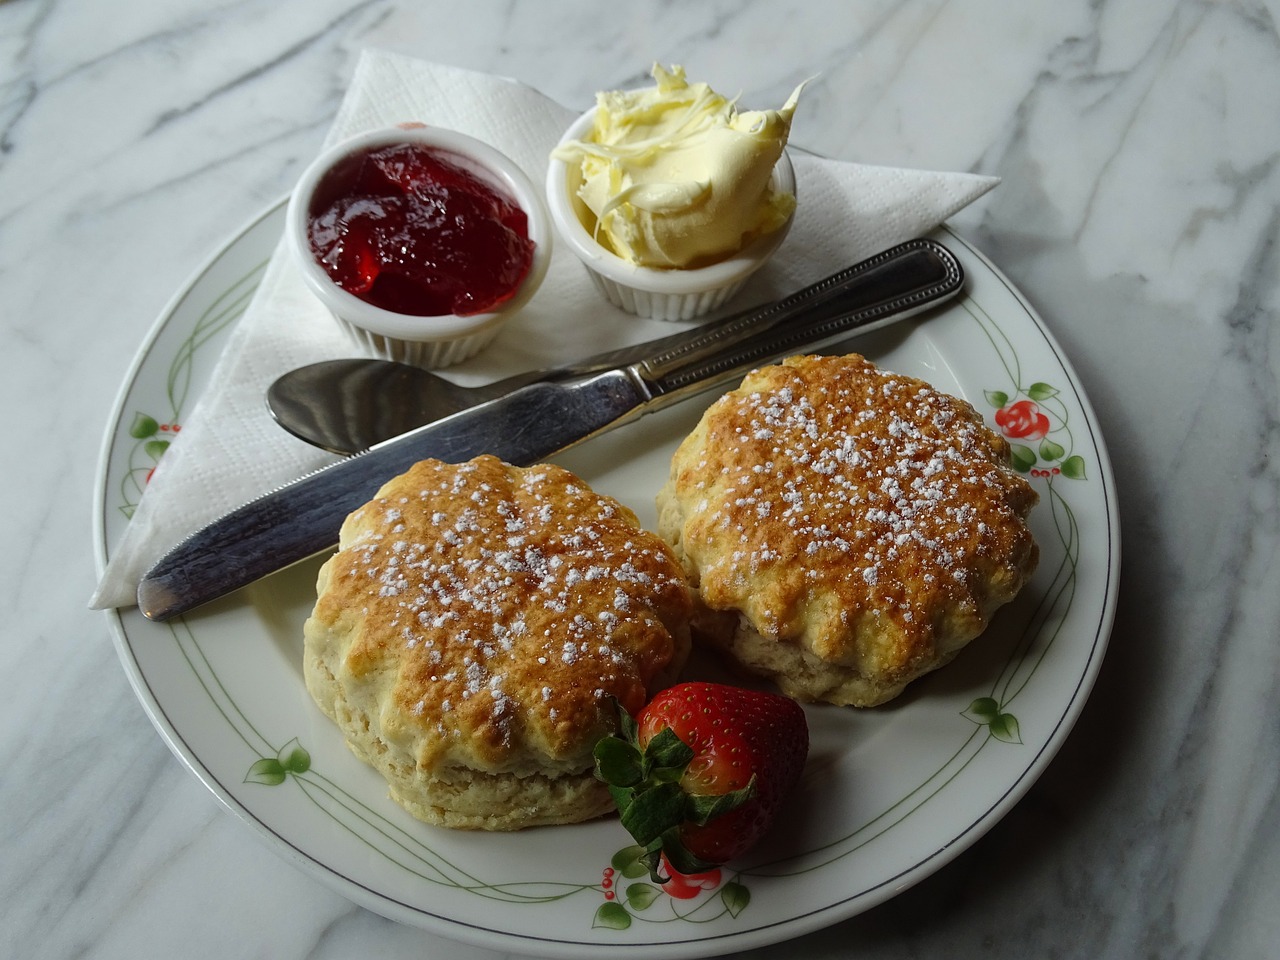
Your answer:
[594,681,809,882]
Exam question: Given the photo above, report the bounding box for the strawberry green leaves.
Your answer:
[595,682,807,894]
[595,700,755,881]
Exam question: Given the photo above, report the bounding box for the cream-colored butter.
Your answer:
[552,64,803,269]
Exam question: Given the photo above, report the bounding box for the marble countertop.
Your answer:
[4,1,1277,958]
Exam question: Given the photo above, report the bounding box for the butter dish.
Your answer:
[547,65,800,321]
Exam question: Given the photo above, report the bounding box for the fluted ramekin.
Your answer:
[546,108,795,322]
[287,125,551,368]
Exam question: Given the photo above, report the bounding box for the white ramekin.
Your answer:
[286,125,551,368]
[546,108,796,322]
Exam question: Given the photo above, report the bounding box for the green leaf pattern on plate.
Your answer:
[974,300,1087,482]
[115,258,265,519]
[625,882,662,910]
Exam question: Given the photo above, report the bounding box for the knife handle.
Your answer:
[632,237,963,401]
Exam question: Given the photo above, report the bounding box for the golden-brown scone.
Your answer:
[657,354,1038,707]
[304,455,692,830]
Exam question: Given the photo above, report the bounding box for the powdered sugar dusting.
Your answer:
[675,355,1036,641]
[323,456,689,763]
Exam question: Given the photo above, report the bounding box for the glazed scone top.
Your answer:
[310,456,691,775]
[666,354,1038,676]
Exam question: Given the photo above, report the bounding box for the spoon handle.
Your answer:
[630,238,963,404]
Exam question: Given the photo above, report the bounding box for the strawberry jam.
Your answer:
[306,143,535,316]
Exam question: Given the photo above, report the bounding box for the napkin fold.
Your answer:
[91,50,997,610]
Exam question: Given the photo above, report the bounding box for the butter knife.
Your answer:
[138,237,963,621]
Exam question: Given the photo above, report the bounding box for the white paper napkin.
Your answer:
[91,50,997,610]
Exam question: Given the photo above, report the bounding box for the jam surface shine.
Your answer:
[307,143,535,316]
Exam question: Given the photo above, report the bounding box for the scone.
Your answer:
[304,455,692,830]
[657,354,1038,707]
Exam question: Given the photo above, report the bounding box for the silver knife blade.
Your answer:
[137,369,650,621]
[138,237,964,621]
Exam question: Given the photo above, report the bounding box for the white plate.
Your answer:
[94,201,1119,959]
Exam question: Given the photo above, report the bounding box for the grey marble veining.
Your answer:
[2,0,1278,958]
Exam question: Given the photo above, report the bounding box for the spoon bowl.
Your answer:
[267,359,543,455]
